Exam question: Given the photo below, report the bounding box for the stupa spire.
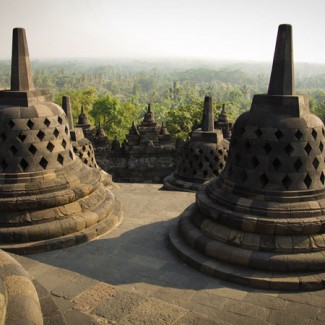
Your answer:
[62,96,74,130]
[10,28,34,91]
[268,24,294,95]
[201,96,214,131]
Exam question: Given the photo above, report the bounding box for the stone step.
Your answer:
[169,216,325,291]
[0,197,123,254]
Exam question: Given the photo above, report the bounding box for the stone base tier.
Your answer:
[0,197,122,255]
[163,172,204,192]
[169,204,325,291]
[0,251,44,324]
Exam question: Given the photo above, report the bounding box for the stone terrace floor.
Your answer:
[12,183,325,324]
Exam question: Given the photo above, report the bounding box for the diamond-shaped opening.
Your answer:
[263,143,272,154]
[219,162,224,169]
[245,140,251,151]
[272,158,281,170]
[17,132,26,143]
[28,144,37,155]
[304,173,312,188]
[275,129,283,140]
[46,142,55,152]
[251,156,259,168]
[218,149,223,155]
[240,170,247,182]
[57,154,64,165]
[0,159,8,171]
[224,154,228,160]
[65,126,69,134]
[62,139,67,149]
[260,173,269,187]
[282,175,292,189]
[37,130,45,141]
[285,143,294,156]
[84,158,89,164]
[10,145,17,155]
[294,158,303,171]
[312,129,318,140]
[58,116,63,125]
[44,118,51,127]
[19,158,29,171]
[313,157,319,170]
[320,142,324,153]
[198,162,203,169]
[8,120,15,129]
[295,129,303,141]
[39,157,48,169]
[304,143,312,155]
[87,151,91,157]
[203,170,208,177]
[0,133,7,141]
[69,150,74,160]
[26,120,34,129]
[320,172,325,185]
[255,128,262,138]
[53,128,59,138]
[82,145,86,151]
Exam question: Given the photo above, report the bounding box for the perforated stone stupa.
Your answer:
[163,96,229,192]
[0,28,122,254]
[169,25,325,290]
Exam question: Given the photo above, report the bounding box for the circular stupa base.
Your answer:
[169,204,325,291]
[0,250,44,324]
[0,196,122,255]
[163,172,205,193]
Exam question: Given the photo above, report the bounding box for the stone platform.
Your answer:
[11,184,325,324]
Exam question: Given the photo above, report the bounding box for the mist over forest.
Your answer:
[1,58,325,141]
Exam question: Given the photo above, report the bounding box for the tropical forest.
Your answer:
[1,59,325,142]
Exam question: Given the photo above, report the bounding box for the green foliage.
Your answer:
[54,87,98,124]
[90,95,141,142]
[166,98,203,140]
[3,59,325,141]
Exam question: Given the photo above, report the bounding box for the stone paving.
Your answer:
[11,184,325,324]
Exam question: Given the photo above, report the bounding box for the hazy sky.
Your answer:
[0,0,325,62]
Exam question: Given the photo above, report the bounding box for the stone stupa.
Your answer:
[169,24,325,290]
[163,96,229,192]
[0,28,122,254]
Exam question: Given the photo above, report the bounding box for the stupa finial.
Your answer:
[10,28,34,91]
[201,96,214,132]
[268,24,294,95]
[62,96,74,130]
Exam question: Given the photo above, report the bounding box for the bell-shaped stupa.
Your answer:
[163,96,229,192]
[169,25,325,290]
[0,28,122,254]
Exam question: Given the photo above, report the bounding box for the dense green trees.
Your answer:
[2,59,325,141]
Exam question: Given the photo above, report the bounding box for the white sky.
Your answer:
[0,0,324,62]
